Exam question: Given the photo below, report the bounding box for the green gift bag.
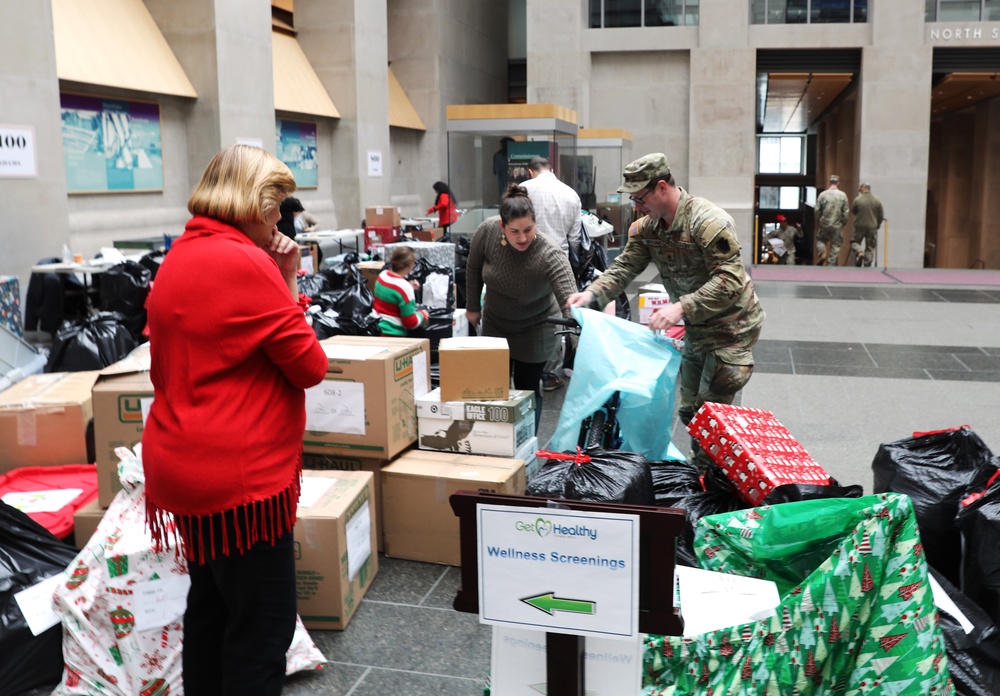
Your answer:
[643,493,953,695]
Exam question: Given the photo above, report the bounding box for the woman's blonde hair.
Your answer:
[187,144,296,225]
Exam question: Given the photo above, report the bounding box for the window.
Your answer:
[758,136,804,174]
[750,0,867,24]
[590,0,699,27]
[926,0,1000,19]
[758,186,802,209]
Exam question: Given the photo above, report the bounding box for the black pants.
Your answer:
[512,358,546,432]
[183,526,297,696]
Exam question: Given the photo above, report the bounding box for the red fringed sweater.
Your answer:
[143,216,329,563]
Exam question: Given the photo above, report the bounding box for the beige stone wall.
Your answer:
[0,1,71,293]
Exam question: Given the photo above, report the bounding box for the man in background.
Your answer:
[766,214,804,265]
[522,156,583,391]
[815,174,850,266]
[851,182,884,268]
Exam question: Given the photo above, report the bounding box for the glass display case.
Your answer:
[446,104,579,237]
[577,128,634,250]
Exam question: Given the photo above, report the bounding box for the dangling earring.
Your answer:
[500,235,507,246]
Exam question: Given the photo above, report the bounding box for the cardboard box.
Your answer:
[0,371,99,473]
[294,470,378,630]
[74,497,106,548]
[452,309,469,338]
[416,388,535,457]
[302,450,389,551]
[438,336,510,401]
[688,403,832,505]
[638,292,673,325]
[298,243,319,274]
[381,449,526,565]
[92,344,153,506]
[303,336,431,459]
[365,206,401,228]
[356,260,385,294]
[411,227,444,242]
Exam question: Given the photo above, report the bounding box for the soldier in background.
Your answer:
[567,153,765,471]
[851,183,885,268]
[767,214,804,265]
[815,174,850,266]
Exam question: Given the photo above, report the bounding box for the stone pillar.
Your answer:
[525,0,591,120]
[298,0,391,227]
[689,0,756,261]
[147,0,276,185]
[857,0,932,268]
[0,1,71,297]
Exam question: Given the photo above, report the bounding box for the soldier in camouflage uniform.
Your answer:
[850,182,884,268]
[567,153,765,471]
[814,174,850,266]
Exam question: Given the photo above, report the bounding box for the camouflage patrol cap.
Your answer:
[617,153,670,194]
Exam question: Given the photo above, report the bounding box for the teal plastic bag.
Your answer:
[549,307,684,460]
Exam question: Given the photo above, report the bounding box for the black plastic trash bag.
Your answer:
[319,252,365,291]
[138,249,166,281]
[452,236,471,309]
[99,260,151,338]
[45,312,138,372]
[408,307,454,362]
[308,309,381,340]
[312,282,375,326]
[872,426,998,585]
[0,501,79,696]
[956,471,1000,626]
[408,257,454,310]
[651,460,745,568]
[297,273,329,300]
[763,479,864,504]
[526,447,654,506]
[930,567,1000,696]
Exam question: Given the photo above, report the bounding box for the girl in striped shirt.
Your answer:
[374,245,429,335]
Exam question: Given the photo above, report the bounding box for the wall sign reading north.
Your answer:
[60,94,163,193]
[276,119,318,188]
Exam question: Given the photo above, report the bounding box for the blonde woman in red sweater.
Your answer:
[143,144,329,696]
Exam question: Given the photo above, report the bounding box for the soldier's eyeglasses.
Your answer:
[629,187,653,205]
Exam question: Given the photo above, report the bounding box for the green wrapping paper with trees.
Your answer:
[643,493,953,695]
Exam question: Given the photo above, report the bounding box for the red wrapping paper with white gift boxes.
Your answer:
[687,402,832,504]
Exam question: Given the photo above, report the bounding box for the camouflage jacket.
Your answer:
[586,189,764,362]
[816,187,849,229]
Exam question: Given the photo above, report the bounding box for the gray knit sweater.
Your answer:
[466,216,577,363]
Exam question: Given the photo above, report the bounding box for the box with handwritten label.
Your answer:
[294,470,378,630]
[303,336,431,460]
[301,450,390,552]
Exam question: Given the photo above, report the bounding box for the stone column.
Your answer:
[298,0,391,227]
[525,0,591,120]
[147,0,277,185]
[856,0,932,268]
[0,1,71,295]
[688,0,757,262]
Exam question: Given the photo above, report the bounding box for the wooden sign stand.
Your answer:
[450,491,686,696]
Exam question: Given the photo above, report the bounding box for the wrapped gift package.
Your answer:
[688,402,831,504]
[0,275,20,336]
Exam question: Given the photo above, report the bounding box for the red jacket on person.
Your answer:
[142,215,329,562]
[427,192,459,227]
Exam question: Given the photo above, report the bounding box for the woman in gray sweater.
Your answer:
[466,184,577,429]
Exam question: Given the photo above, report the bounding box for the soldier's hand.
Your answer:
[648,304,684,331]
[567,291,595,309]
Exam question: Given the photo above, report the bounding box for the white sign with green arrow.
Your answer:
[476,503,641,639]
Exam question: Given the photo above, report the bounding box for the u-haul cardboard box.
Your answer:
[92,344,153,506]
[303,336,431,459]
[294,470,378,630]
[0,371,99,473]
[638,293,673,325]
[301,450,389,551]
[381,449,525,566]
[415,388,535,457]
[438,336,509,401]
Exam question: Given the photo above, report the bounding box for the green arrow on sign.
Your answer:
[521,592,596,616]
